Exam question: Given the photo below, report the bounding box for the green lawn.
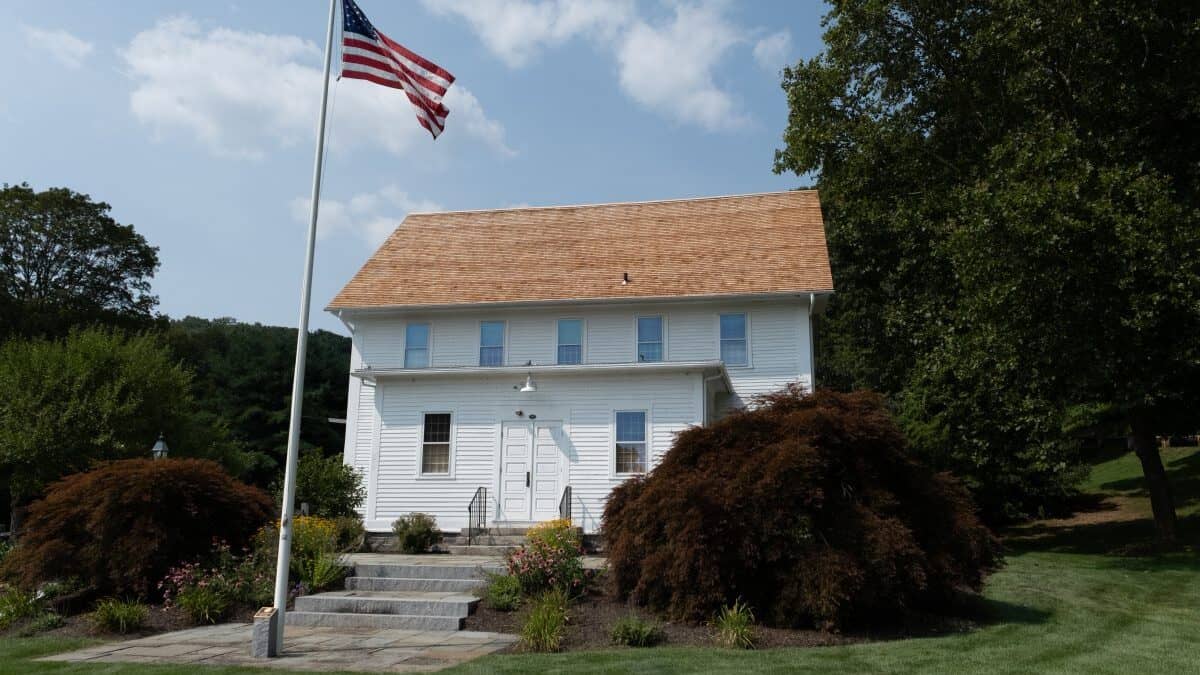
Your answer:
[3,449,1197,674]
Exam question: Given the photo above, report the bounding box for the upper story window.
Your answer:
[637,316,663,363]
[557,319,583,365]
[719,313,748,366]
[421,412,452,475]
[479,321,505,366]
[615,410,647,474]
[404,323,430,368]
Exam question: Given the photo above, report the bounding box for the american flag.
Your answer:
[341,0,455,138]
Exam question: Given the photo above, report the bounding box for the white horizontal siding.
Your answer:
[358,371,702,533]
[350,298,814,409]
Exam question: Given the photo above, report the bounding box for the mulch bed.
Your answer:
[1,602,251,641]
[466,588,987,653]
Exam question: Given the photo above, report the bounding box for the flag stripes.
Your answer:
[341,0,455,138]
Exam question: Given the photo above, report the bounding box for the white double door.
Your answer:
[499,421,563,522]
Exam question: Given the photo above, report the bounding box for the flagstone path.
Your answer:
[41,622,517,672]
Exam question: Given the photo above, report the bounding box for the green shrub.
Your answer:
[604,388,1001,630]
[483,573,521,611]
[712,600,756,649]
[506,519,585,595]
[519,589,569,653]
[19,612,65,636]
[254,515,341,585]
[1,459,274,599]
[610,613,665,647]
[332,516,366,553]
[0,588,43,629]
[286,450,367,518]
[0,541,12,566]
[298,553,346,592]
[92,599,149,634]
[176,585,228,625]
[392,513,441,553]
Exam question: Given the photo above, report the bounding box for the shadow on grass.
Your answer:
[1006,511,1200,557]
[1100,451,1200,509]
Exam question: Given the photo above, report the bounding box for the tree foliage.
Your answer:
[165,316,350,486]
[0,183,160,339]
[0,328,251,528]
[604,388,999,630]
[776,1,1200,534]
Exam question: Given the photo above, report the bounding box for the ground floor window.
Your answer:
[421,413,451,474]
[615,410,647,474]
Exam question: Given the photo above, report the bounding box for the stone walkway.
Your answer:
[41,622,517,672]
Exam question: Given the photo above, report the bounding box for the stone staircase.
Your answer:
[285,556,505,631]
[439,526,531,557]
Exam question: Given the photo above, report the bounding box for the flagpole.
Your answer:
[271,0,338,654]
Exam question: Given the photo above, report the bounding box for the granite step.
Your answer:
[353,562,502,580]
[284,610,463,631]
[346,576,485,593]
[293,590,478,617]
[445,545,515,557]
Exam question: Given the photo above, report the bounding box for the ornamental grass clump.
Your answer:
[604,387,1001,631]
[92,598,149,634]
[712,600,756,649]
[610,613,666,647]
[506,519,586,596]
[518,589,569,653]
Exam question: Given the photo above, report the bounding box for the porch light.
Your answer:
[151,432,168,459]
[519,373,537,393]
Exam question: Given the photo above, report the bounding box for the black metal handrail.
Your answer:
[467,487,487,545]
[558,485,573,524]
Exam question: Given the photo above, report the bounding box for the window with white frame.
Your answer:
[615,411,647,474]
[404,323,430,368]
[479,321,504,366]
[421,413,451,474]
[636,316,663,362]
[719,313,748,366]
[557,319,583,365]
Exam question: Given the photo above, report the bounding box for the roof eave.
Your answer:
[328,289,835,316]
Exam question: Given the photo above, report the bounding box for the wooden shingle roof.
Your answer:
[327,190,833,310]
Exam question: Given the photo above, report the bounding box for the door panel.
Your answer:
[500,422,531,521]
[531,423,562,520]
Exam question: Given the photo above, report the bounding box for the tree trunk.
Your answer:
[8,492,23,543]
[1130,423,1178,546]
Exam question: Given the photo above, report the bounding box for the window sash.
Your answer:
[615,442,646,474]
[421,413,452,475]
[637,317,664,363]
[720,339,747,366]
[557,319,583,365]
[479,321,504,366]
[615,411,647,474]
[404,323,430,368]
[421,443,450,474]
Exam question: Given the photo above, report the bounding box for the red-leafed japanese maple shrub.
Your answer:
[603,387,1000,631]
[2,458,274,600]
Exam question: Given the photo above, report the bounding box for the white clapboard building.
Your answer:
[329,191,834,534]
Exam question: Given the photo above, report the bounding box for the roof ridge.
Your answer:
[404,188,817,218]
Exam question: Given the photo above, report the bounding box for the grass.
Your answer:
[1,448,1196,674]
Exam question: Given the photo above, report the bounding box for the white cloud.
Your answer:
[616,3,746,130]
[420,0,634,67]
[291,185,442,248]
[21,24,94,69]
[425,0,751,130]
[753,30,791,72]
[122,16,511,159]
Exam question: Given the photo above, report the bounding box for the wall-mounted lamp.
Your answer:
[519,373,537,393]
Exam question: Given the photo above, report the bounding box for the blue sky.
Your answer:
[0,1,827,333]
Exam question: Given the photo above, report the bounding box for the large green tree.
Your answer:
[776,1,1200,541]
[165,317,350,487]
[0,328,245,534]
[0,183,161,339]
